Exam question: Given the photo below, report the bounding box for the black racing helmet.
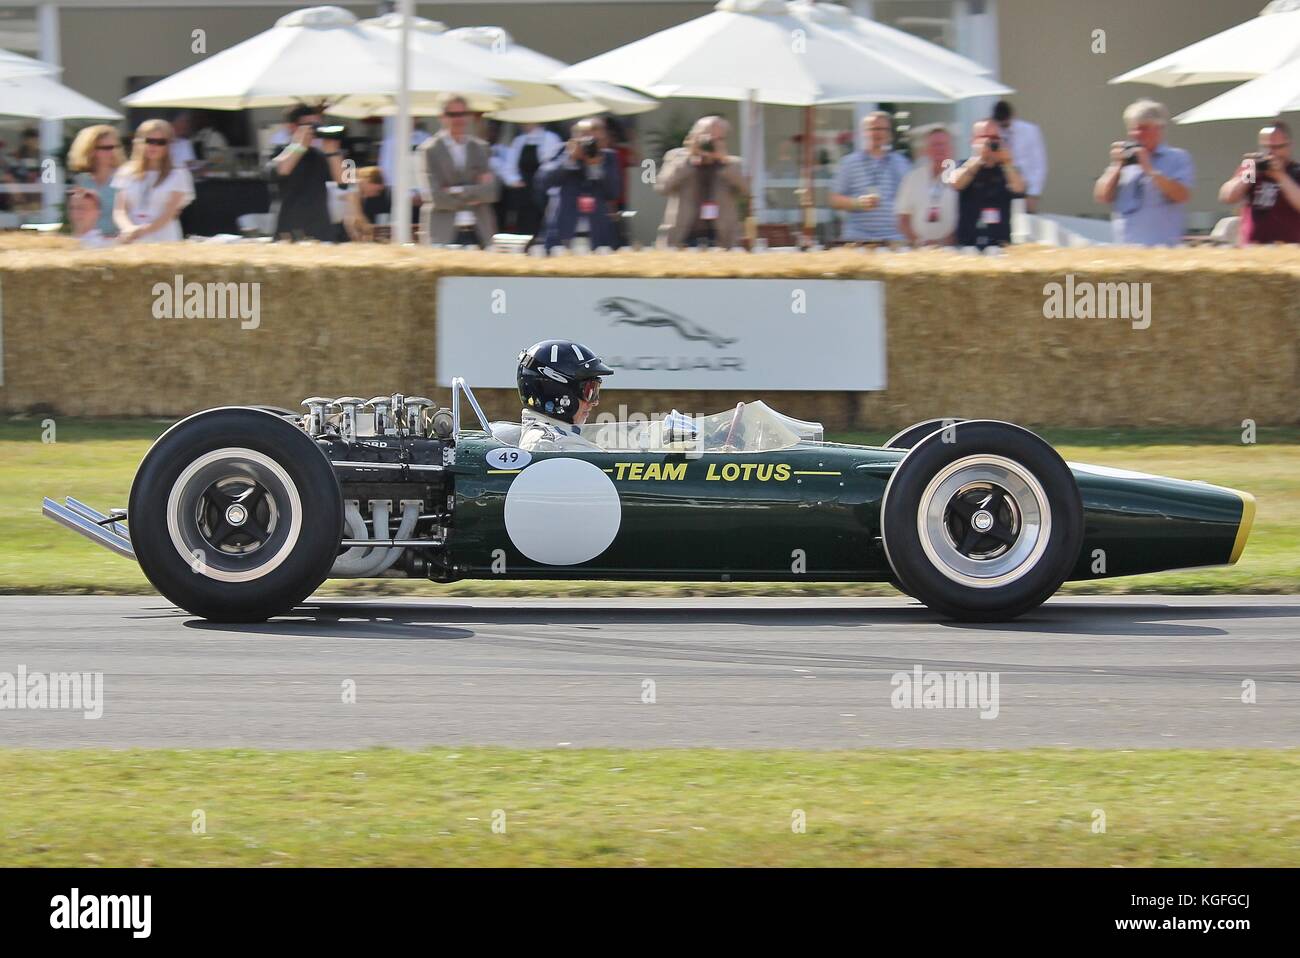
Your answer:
[517,339,613,423]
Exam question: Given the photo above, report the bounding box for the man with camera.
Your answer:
[656,116,748,249]
[1218,121,1300,244]
[537,117,621,251]
[418,94,499,247]
[830,112,912,243]
[952,119,1026,250]
[271,104,344,242]
[1094,99,1193,247]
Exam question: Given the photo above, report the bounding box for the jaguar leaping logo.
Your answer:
[596,297,738,349]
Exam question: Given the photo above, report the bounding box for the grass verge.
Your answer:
[1,747,1296,867]
[4,418,1297,596]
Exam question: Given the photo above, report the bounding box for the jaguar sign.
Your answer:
[436,277,886,391]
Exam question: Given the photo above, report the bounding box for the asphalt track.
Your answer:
[0,595,1297,749]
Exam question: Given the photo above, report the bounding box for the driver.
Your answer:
[516,339,613,452]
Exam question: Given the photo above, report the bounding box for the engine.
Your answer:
[291,394,459,581]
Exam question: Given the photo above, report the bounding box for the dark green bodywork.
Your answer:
[441,433,1250,583]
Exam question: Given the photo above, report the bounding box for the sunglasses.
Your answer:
[443,110,469,118]
[144,137,170,146]
[95,144,118,151]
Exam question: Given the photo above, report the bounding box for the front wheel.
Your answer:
[880,420,1083,621]
[128,407,343,622]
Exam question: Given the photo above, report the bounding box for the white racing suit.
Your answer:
[518,409,604,452]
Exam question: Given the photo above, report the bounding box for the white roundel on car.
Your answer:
[503,458,621,565]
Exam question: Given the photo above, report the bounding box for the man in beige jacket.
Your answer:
[417,95,499,246]
[655,116,748,249]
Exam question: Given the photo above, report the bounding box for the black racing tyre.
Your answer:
[250,404,299,418]
[128,407,343,622]
[884,418,967,451]
[880,420,1083,622]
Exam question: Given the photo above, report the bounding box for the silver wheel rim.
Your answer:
[916,455,1051,588]
[167,447,303,583]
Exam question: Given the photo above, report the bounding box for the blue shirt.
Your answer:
[74,172,118,237]
[1111,144,1194,247]
[832,149,911,241]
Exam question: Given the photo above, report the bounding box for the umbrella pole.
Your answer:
[800,105,815,248]
[391,0,414,244]
[743,90,760,248]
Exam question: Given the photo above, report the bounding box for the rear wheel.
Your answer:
[881,420,1082,621]
[128,407,343,621]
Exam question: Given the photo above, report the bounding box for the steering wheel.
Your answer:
[722,402,746,453]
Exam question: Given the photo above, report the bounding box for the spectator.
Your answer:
[953,119,1026,250]
[192,113,230,170]
[991,100,1047,212]
[896,125,957,247]
[169,111,198,169]
[67,124,124,238]
[270,104,344,242]
[111,119,194,243]
[15,127,40,167]
[656,115,747,248]
[68,188,114,248]
[504,122,564,235]
[377,120,431,193]
[538,117,621,251]
[1218,121,1300,244]
[829,111,911,243]
[344,166,391,242]
[417,95,498,246]
[604,115,635,246]
[12,128,41,212]
[1094,99,1193,247]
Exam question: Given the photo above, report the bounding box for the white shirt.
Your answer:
[519,409,602,452]
[170,137,197,168]
[446,134,469,171]
[895,163,958,243]
[111,166,195,243]
[1001,117,1047,197]
[378,127,432,194]
[505,129,564,187]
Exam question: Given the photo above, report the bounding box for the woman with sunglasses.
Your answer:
[111,119,194,243]
[67,124,125,238]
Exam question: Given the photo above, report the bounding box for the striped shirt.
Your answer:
[832,149,912,241]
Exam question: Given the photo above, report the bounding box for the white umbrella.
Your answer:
[444,27,657,124]
[1175,57,1300,123]
[1110,0,1300,87]
[560,0,990,107]
[0,47,58,81]
[788,0,1005,98]
[0,72,120,120]
[560,0,1010,237]
[323,20,656,122]
[121,6,511,111]
[325,15,540,117]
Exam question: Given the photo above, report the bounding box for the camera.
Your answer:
[1250,151,1273,174]
[987,138,1001,153]
[697,135,716,154]
[580,136,600,159]
[1121,140,1142,165]
[315,124,346,140]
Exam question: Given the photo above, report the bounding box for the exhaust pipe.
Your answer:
[41,497,135,560]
